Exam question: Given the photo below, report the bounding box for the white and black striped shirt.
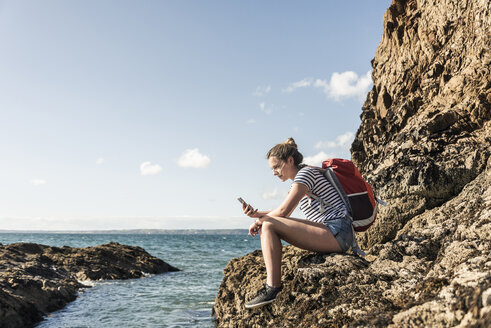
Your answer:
[293,166,348,224]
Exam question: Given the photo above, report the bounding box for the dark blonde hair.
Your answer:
[266,138,304,168]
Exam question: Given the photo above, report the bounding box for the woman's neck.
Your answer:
[289,166,300,181]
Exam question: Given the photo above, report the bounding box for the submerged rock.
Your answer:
[0,242,179,328]
[214,0,490,326]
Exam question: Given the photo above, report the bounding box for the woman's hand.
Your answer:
[242,202,260,218]
[249,220,262,237]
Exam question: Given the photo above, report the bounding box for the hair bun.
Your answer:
[283,137,298,149]
[266,137,303,167]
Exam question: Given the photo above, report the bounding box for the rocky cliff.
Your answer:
[0,242,179,328]
[351,0,490,249]
[213,0,490,327]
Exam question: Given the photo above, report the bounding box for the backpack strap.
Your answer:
[306,166,351,215]
[304,166,365,256]
[306,191,330,214]
[324,168,367,256]
[350,224,366,257]
[375,197,387,206]
[323,167,353,215]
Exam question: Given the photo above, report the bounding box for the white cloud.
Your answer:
[246,119,255,124]
[140,162,162,176]
[315,132,354,149]
[337,131,355,146]
[262,188,280,200]
[315,71,372,101]
[313,79,329,93]
[283,71,372,102]
[96,158,104,165]
[177,148,211,168]
[253,85,271,97]
[262,188,289,200]
[303,151,334,166]
[282,78,313,93]
[315,140,337,148]
[259,102,273,114]
[30,179,47,186]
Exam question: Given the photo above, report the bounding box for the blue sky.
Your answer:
[0,0,391,230]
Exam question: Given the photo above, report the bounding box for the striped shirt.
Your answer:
[293,166,348,224]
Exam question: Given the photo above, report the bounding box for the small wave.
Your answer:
[77,280,97,287]
[77,279,118,287]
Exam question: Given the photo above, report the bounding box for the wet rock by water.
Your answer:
[0,242,179,328]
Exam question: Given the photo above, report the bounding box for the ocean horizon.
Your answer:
[0,229,249,235]
[0,232,261,327]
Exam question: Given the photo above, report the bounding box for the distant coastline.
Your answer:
[0,229,249,235]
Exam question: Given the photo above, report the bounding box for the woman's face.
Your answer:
[268,156,294,182]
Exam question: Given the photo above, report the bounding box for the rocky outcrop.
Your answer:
[213,165,490,327]
[0,242,179,328]
[213,0,490,327]
[351,0,490,249]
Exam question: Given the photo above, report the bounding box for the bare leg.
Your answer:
[260,216,342,287]
[260,221,283,287]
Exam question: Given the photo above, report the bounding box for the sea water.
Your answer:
[0,232,262,328]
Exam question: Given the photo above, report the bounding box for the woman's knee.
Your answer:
[260,217,276,232]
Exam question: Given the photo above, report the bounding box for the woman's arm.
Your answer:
[242,183,308,220]
[261,183,308,220]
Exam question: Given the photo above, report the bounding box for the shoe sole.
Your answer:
[245,298,275,309]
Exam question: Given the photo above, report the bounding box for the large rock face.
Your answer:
[0,242,179,328]
[213,0,490,327]
[351,0,490,248]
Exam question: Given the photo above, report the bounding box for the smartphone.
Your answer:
[237,197,246,205]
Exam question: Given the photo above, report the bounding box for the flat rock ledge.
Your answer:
[0,242,179,328]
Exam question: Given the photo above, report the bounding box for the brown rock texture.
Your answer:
[0,242,179,328]
[213,166,490,327]
[351,0,490,249]
[213,0,490,327]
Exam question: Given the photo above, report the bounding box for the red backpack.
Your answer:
[309,158,383,232]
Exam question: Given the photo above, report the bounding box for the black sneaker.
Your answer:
[245,284,282,309]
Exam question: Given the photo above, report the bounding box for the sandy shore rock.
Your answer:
[0,242,179,328]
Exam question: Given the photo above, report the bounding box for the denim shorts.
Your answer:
[324,216,354,253]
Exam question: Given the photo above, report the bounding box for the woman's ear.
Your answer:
[288,156,294,165]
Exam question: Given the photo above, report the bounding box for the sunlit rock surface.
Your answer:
[213,0,490,326]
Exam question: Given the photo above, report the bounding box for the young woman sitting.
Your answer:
[242,138,354,309]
